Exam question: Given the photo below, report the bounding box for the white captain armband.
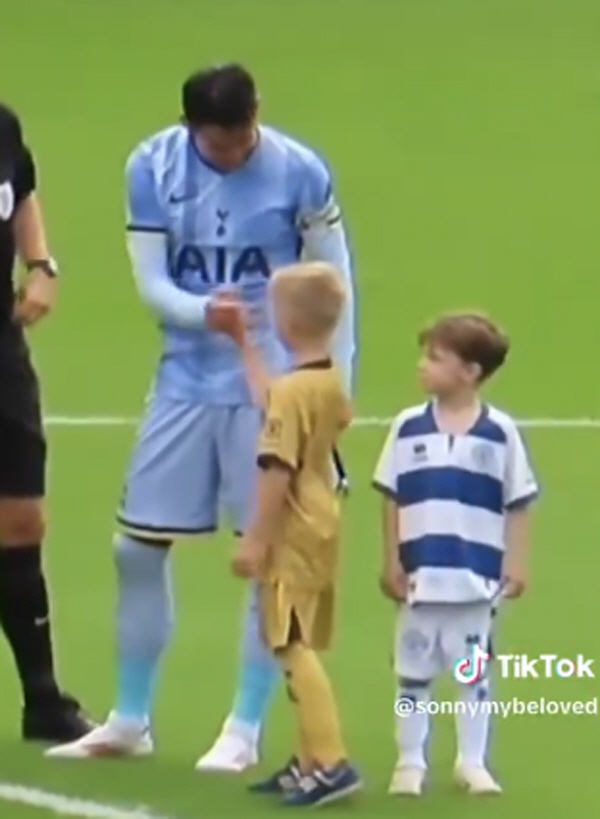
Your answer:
[297,194,355,395]
[298,195,342,232]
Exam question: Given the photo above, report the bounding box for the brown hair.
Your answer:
[418,312,509,380]
[271,262,346,338]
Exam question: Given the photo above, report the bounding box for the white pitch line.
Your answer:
[46,416,137,426]
[0,782,173,819]
[353,417,600,428]
[43,415,600,429]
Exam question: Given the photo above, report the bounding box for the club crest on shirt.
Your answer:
[402,628,429,655]
[472,442,495,470]
[216,209,229,237]
[0,182,15,221]
[264,418,282,441]
[412,442,428,463]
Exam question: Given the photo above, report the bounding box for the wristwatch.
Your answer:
[26,258,59,278]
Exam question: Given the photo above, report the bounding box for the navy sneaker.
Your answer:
[248,757,301,794]
[283,762,362,807]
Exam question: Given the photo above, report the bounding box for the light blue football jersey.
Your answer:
[126,125,355,404]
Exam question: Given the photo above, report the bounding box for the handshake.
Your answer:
[205,289,247,346]
[207,290,269,406]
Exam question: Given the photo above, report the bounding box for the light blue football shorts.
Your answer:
[116,396,262,540]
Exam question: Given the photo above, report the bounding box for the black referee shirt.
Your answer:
[0,104,37,381]
[0,148,36,326]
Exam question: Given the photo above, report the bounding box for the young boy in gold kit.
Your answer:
[230,262,361,807]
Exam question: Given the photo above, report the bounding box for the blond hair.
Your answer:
[271,262,346,338]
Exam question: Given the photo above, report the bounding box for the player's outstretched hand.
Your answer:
[379,564,408,603]
[231,535,266,579]
[14,269,57,327]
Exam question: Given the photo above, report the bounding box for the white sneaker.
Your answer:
[44,712,153,759]
[455,765,502,794]
[388,765,426,796]
[195,717,259,773]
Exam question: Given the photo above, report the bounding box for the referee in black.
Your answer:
[0,104,92,742]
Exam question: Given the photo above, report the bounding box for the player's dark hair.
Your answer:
[181,64,258,128]
[418,312,509,381]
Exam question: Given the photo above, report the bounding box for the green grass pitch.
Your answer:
[1,0,599,816]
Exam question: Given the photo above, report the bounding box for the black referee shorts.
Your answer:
[0,363,46,499]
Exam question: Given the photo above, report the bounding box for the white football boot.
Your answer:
[388,765,426,796]
[455,764,502,794]
[45,712,153,759]
[195,716,259,773]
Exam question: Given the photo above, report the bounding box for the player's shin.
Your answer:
[395,680,431,769]
[114,534,174,723]
[196,585,273,772]
[455,681,491,768]
[230,582,279,737]
[279,642,346,769]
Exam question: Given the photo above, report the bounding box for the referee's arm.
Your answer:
[13,148,57,327]
[14,193,50,259]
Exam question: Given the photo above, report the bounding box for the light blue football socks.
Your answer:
[231,582,279,728]
[114,535,174,721]
[115,539,276,731]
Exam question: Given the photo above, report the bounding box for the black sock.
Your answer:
[0,545,60,708]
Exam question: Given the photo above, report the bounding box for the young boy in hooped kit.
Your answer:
[374,313,538,796]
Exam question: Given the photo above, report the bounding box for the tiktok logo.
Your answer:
[454,644,491,685]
